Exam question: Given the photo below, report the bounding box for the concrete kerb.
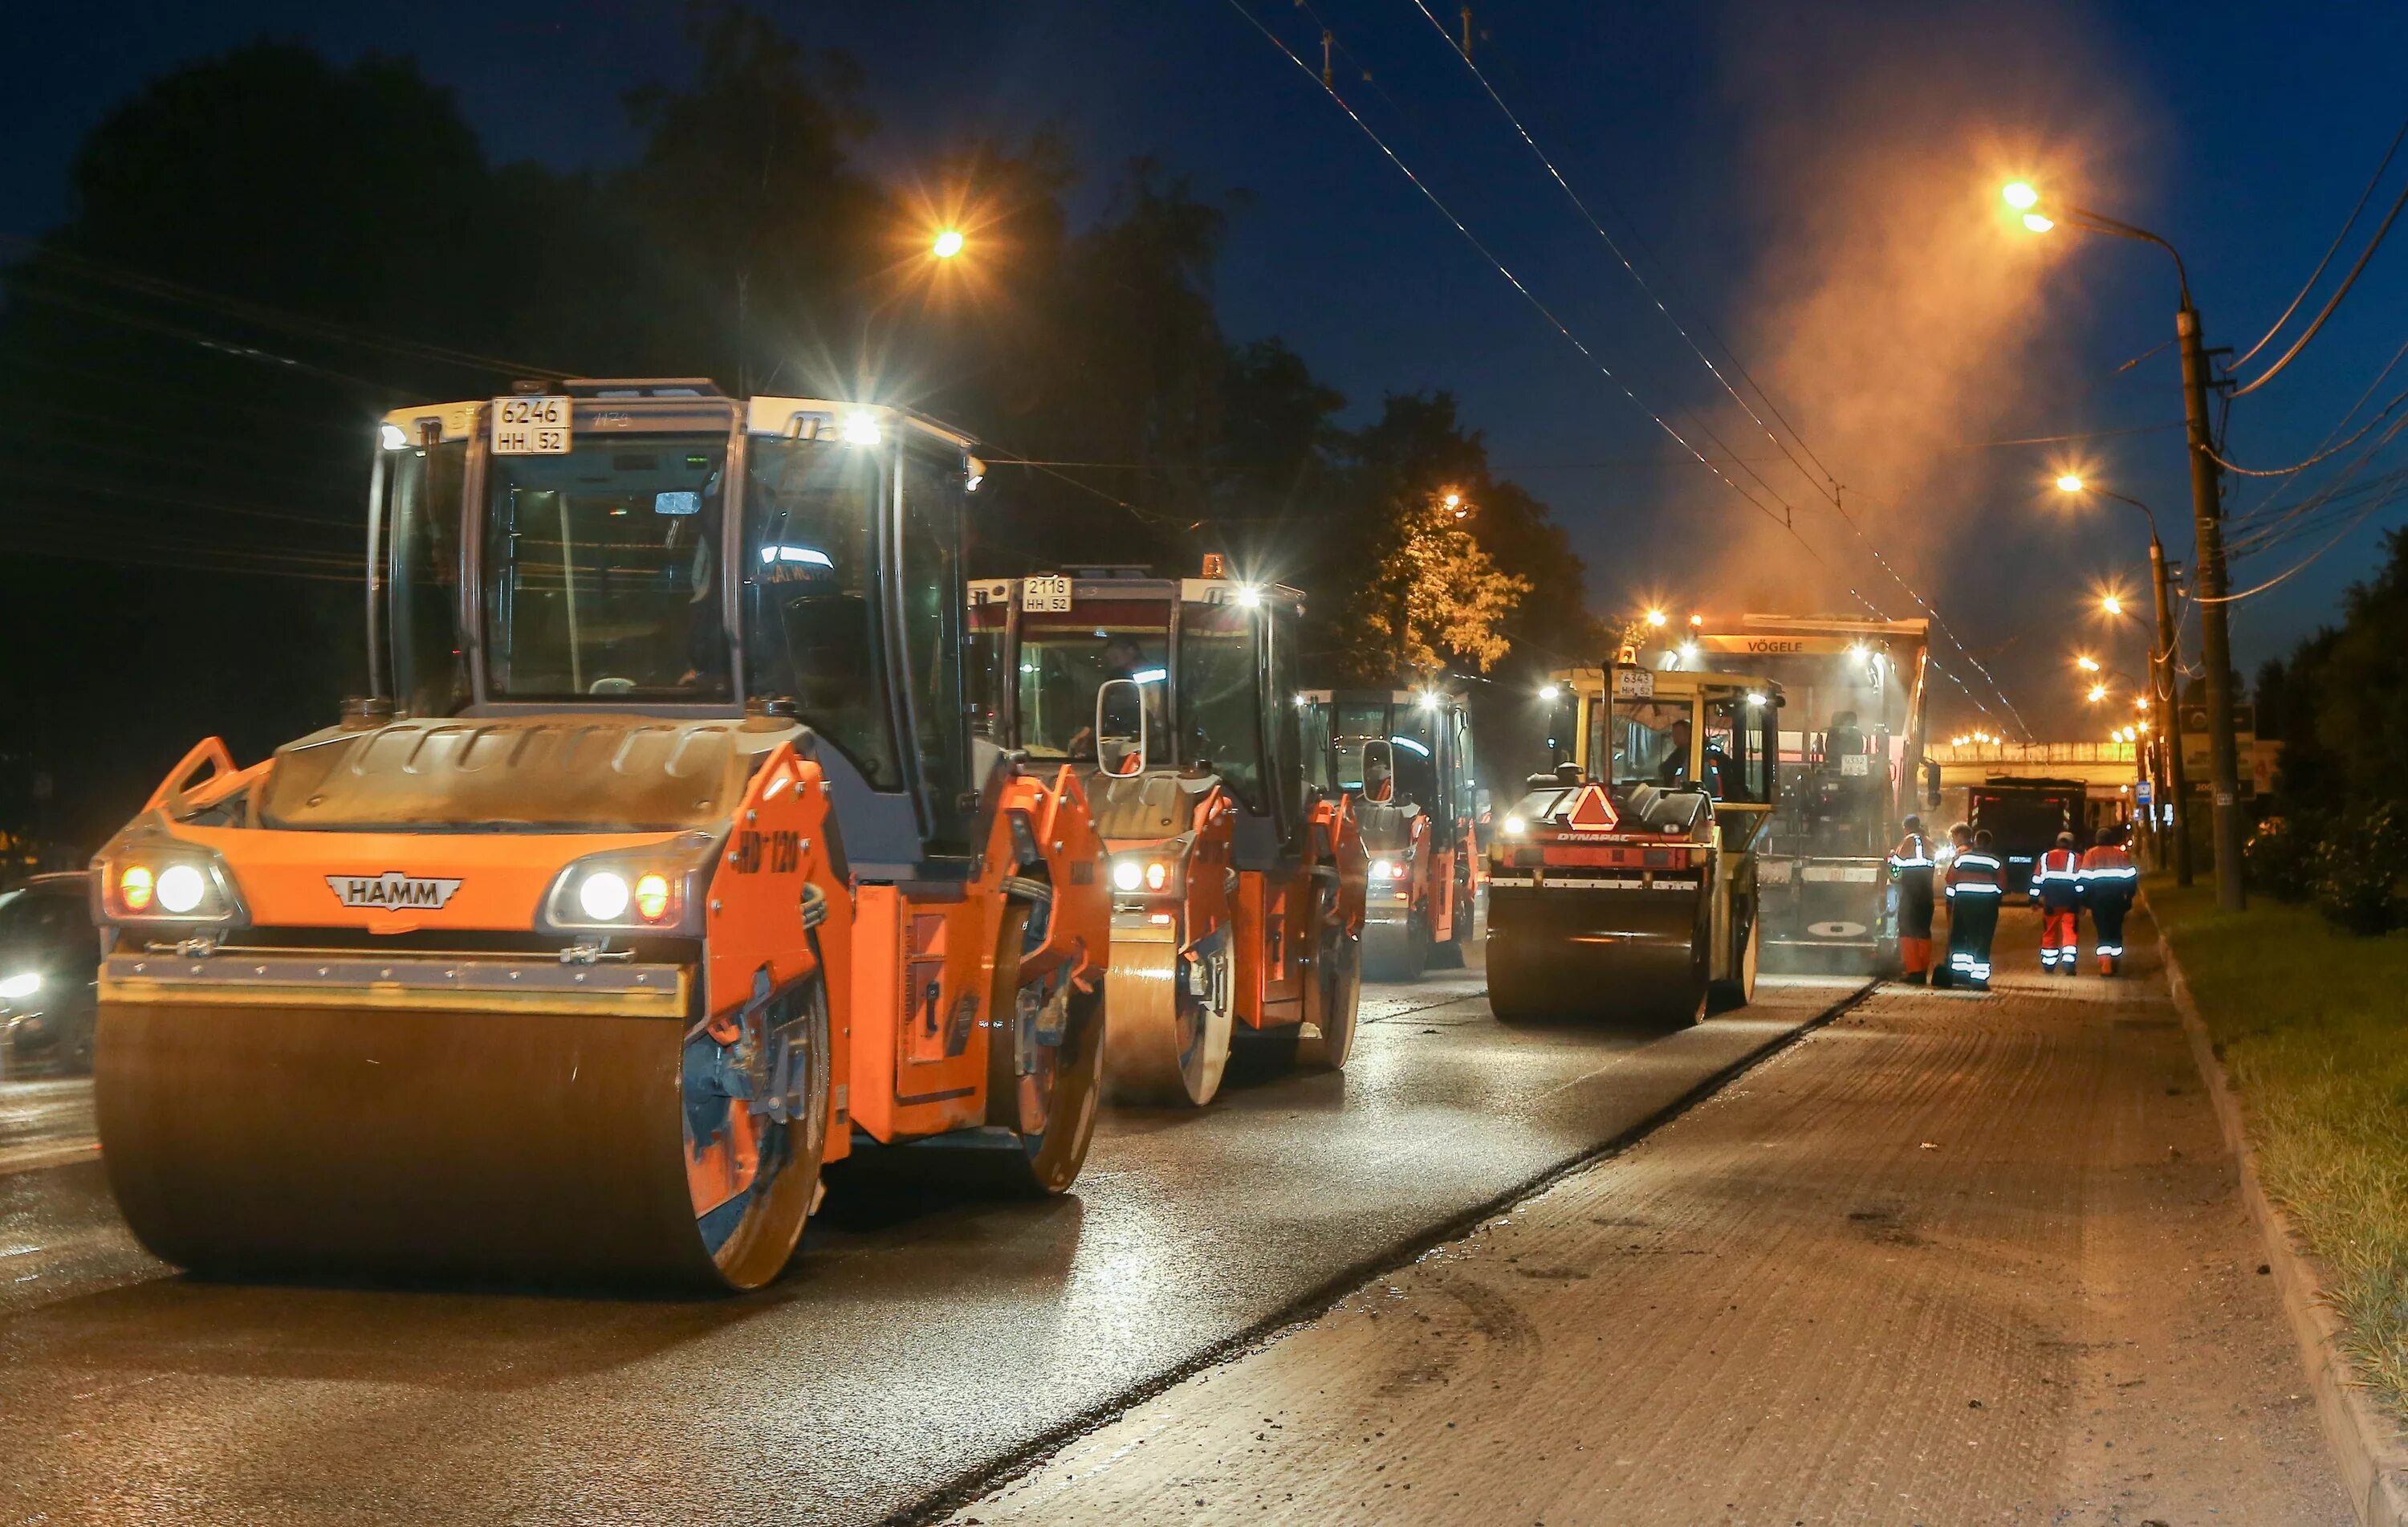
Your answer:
[2154,900,2408,1527]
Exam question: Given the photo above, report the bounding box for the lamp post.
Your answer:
[2015,183,2239,907]
[2056,475,2190,882]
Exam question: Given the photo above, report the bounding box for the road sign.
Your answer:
[2136,780,2152,805]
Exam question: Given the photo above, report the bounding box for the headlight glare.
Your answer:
[119,865,155,911]
[0,972,39,1001]
[578,870,631,922]
[1144,860,1169,891]
[1112,859,1144,893]
[156,863,208,914]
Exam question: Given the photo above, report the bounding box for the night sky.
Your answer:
[8,0,2405,739]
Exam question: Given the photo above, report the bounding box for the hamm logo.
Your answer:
[326,873,464,910]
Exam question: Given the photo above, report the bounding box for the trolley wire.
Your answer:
[2228,168,2408,398]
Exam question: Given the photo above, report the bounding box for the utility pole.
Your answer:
[2148,533,2190,883]
[1320,30,1333,90]
[2178,299,2245,910]
[1461,6,1474,60]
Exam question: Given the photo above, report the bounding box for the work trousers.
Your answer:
[1895,873,1935,977]
[1946,894,1999,988]
[2091,896,2131,971]
[2040,906,2079,969]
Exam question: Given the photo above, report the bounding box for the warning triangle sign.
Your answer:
[1568,783,1617,829]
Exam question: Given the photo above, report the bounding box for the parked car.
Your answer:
[0,872,100,1075]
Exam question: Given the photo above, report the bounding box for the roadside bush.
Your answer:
[2312,806,2404,935]
[2247,814,2322,902]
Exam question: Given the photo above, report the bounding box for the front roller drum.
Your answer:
[1486,888,1708,1028]
[986,898,1106,1193]
[1101,928,1233,1106]
[96,971,831,1293]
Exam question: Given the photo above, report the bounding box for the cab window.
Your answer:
[901,444,970,852]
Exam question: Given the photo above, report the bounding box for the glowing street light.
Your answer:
[2101,593,2124,617]
[2002,181,2040,211]
[2087,683,2109,703]
[2075,654,2100,673]
[1538,684,1560,702]
[1644,609,1668,629]
[932,229,966,259]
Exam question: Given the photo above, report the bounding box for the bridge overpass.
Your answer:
[1921,741,2145,831]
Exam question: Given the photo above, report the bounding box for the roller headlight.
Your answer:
[1110,854,1178,897]
[156,863,208,914]
[97,837,246,926]
[1112,859,1144,893]
[578,870,632,922]
[1372,857,1407,881]
[540,837,714,935]
[0,972,39,1002]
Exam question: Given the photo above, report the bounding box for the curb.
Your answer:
[2155,905,2408,1527]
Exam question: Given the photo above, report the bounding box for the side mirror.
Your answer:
[1096,677,1148,778]
[1362,738,1396,804]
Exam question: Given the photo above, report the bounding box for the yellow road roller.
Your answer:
[90,382,1110,1291]
[1486,662,1779,1024]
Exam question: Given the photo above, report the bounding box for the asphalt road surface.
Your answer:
[952,916,2350,1525]
[0,968,1857,1526]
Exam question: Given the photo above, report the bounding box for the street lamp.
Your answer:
[2075,654,2101,674]
[2011,180,2241,909]
[2053,471,2191,883]
[1644,609,1668,629]
[932,229,966,259]
[2101,594,2123,617]
[2087,683,2109,704]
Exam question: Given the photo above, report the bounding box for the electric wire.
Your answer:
[2229,170,2408,397]
[1225,0,2028,735]
[2207,381,2408,476]
[2228,113,2408,370]
[1392,0,2028,731]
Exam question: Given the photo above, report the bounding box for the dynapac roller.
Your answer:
[967,568,1367,1106]
[1486,662,1780,1024]
[90,382,1109,1290]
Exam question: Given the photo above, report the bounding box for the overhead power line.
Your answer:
[2228,113,2408,370]
[1386,0,2029,733]
[1220,0,2028,736]
[2228,168,2408,398]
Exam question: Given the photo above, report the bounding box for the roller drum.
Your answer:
[1485,885,1707,1026]
[96,960,826,1292]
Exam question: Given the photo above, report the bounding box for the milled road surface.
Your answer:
[952,912,2350,1526]
[0,968,1855,1526]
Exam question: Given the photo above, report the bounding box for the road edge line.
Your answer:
[881,977,1879,1527]
[2154,902,2408,1527]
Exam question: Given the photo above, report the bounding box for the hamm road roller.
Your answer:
[90,382,1110,1291]
[1487,662,1779,1024]
[1301,686,1482,980]
[967,568,1367,1106]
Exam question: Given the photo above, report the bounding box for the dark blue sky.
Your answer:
[8,0,2405,736]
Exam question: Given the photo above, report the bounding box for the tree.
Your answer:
[1347,487,1529,680]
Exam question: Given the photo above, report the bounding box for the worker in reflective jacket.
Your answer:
[2033,831,2085,975]
[1943,829,2004,991]
[1886,814,1938,983]
[2079,826,2140,975]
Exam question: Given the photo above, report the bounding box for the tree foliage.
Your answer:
[1348,490,1529,678]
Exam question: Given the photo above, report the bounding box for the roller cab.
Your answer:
[1302,687,1483,980]
[969,568,1366,1106]
[92,384,1108,1293]
[1487,663,1779,1023]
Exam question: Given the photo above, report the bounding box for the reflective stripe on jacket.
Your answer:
[1944,852,2003,898]
[2079,845,2138,897]
[2034,847,2084,907]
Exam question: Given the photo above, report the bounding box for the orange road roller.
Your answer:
[966,568,1367,1106]
[1304,686,1483,980]
[89,382,1109,1291]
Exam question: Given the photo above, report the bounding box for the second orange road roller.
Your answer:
[968,567,1368,1106]
[1486,662,1779,1024]
[89,381,1111,1291]
[1302,686,1483,980]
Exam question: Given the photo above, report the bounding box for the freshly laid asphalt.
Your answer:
[0,963,1857,1526]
